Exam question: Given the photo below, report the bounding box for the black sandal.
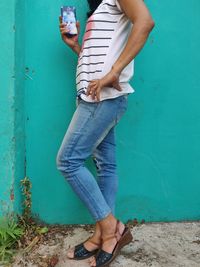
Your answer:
[68,237,101,260]
[93,220,133,267]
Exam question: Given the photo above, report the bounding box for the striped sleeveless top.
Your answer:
[76,0,135,102]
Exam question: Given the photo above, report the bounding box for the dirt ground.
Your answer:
[12,221,200,267]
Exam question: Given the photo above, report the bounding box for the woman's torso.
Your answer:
[76,0,135,102]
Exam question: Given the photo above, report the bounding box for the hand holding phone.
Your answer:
[59,13,80,54]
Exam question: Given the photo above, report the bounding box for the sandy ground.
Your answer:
[12,222,200,267]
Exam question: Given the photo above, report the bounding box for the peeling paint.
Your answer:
[10,188,14,201]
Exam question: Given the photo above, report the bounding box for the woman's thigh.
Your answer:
[56,95,128,165]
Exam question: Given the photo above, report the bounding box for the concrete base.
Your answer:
[13,222,200,267]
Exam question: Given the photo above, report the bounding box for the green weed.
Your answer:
[0,216,23,265]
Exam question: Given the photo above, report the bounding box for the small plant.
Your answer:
[17,176,38,232]
[20,176,32,222]
[0,216,23,265]
[0,177,49,265]
[17,177,49,252]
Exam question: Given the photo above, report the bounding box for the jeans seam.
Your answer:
[91,120,116,153]
[67,173,111,221]
[115,95,128,124]
[62,107,93,160]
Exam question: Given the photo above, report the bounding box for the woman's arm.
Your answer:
[71,42,81,56]
[87,0,155,101]
[112,0,155,74]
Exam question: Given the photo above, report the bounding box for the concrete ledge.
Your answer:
[13,222,200,267]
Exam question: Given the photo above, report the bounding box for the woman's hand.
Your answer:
[59,16,81,54]
[86,67,122,102]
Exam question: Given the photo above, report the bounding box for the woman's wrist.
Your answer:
[71,42,81,55]
[111,64,122,77]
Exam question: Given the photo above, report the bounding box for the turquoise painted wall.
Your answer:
[0,0,16,215]
[14,0,26,215]
[0,0,25,216]
[1,1,200,223]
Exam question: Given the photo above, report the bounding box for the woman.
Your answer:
[57,0,154,266]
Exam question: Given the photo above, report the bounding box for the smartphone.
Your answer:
[61,6,78,37]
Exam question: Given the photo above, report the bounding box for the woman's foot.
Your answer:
[67,222,102,259]
[89,215,126,267]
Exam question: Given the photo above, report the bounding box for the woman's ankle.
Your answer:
[92,222,101,239]
[99,214,118,236]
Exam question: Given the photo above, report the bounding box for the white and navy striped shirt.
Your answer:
[76,0,135,102]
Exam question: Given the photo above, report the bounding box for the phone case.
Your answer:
[61,6,78,36]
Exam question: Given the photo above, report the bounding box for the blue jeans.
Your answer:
[56,95,128,222]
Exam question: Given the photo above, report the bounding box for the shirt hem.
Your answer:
[78,89,135,103]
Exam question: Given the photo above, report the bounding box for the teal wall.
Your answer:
[1,1,200,223]
[0,0,16,215]
[0,0,25,216]
[14,0,26,215]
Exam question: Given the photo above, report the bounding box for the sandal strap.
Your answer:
[101,219,120,242]
[95,249,113,266]
[87,238,101,246]
[102,234,118,242]
[74,237,100,259]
